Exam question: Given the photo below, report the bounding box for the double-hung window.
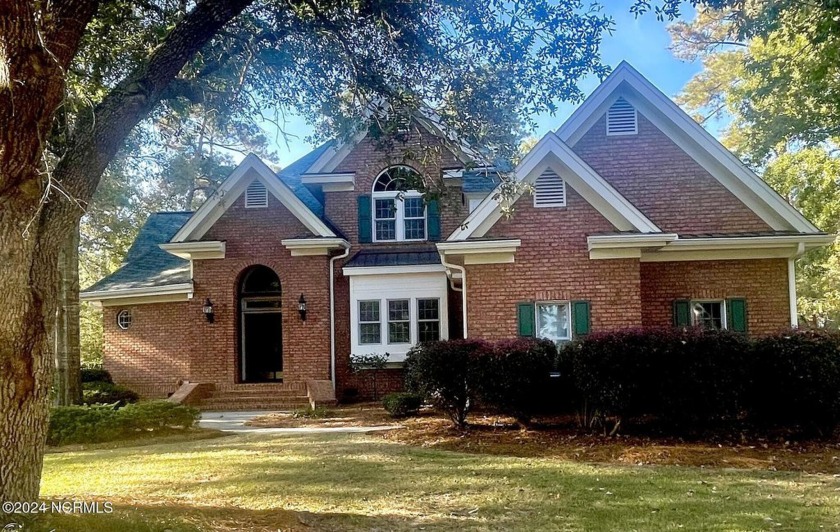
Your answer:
[388,299,411,344]
[536,302,571,343]
[691,301,727,330]
[358,300,382,344]
[372,167,426,242]
[417,298,441,343]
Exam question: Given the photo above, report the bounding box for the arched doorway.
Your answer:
[238,265,283,382]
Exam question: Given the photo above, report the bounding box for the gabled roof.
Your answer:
[82,212,193,295]
[449,132,662,240]
[171,153,337,243]
[556,61,821,234]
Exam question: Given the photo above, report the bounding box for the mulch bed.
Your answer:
[248,404,840,474]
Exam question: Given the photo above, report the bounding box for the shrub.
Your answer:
[291,406,333,419]
[383,392,422,418]
[404,339,488,428]
[48,401,199,446]
[749,329,840,436]
[349,352,390,400]
[81,367,113,384]
[560,327,750,433]
[476,338,557,425]
[117,401,199,431]
[81,381,139,406]
[48,404,123,446]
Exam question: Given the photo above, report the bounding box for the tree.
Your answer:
[0,0,612,500]
[648,2,840,326]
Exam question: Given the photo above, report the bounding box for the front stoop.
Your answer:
[197,382,311,411]
[305,380,337,409]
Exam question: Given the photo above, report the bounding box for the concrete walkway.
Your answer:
[199,411,398,434]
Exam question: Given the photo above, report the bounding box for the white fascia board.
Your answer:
[171,154,335,242]
[437,239,521,254]
[343,264,447,276]
[301,172,355,184]
[587,233,678,250]
[80,283,194,303]
[666,234,835,250]
[159,241,225,260]
[448,133,660,240]
[281,238,350,256]
[556,62,820,234]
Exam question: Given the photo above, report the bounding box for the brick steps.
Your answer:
[197,382,310,411]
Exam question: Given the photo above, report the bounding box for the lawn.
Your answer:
[22,430,840,531]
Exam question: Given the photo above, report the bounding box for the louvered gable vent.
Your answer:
[533,169,566,208]
[245,179,268,208]
[606,97,637,135]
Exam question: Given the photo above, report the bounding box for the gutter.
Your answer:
[329,243,351,389]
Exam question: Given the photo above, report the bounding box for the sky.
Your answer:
[266,2,700,168]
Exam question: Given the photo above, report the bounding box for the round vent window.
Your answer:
[117,309,133,330]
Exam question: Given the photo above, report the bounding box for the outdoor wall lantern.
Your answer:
[298,294,307,321]
[203,298,215,323]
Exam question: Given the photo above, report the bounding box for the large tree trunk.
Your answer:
[0,0,251,501]
[55,223,82,406]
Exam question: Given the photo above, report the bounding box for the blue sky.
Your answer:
[267,2,699,168]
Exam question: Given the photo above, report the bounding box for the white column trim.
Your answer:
[788,257,798,328]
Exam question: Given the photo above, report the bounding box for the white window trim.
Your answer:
[358,300,382,345]
[690,299,728,330]
[372,191,427,242]
[386,298,412,345]
[416,297,442,343]
[535,301,572,342]
[349,273,448,362]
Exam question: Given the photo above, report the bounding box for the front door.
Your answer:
[241,309,283,382]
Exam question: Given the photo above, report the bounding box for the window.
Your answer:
[692,301,727,330]
[417,299,440,343]
[606,97,638,135]
[358,300,381,344]
[245,180,268,208]
[372,167,426,241]
[533,169,566,208]
[116,309,132,330]
[536,302,571,342]
[388,299,411,344]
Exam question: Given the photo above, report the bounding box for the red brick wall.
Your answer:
[640,259,792,335]
[467,187,643,339]
[325,128,469,246]
[192,191,333,386]
[102,303,193,398]
[572,113,771,234]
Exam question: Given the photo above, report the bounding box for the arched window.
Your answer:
[240,265,281,296]
[372,166,426,242]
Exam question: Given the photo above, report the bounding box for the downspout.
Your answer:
[439,252,468,338]
[330,243,351,389]
[788,242,805,328]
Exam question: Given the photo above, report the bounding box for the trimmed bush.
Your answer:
[82,381,139,406]
[476,338,557,425]
[750,329,840,435]
[560,327,750,433]
[48,401,199,446]
[383,392,422,418]
[81,367,113,384]
[405,339,488,428]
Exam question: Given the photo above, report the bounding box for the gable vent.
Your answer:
[606,97,638,135]
[245,180,268,208]
[533,169,566,208]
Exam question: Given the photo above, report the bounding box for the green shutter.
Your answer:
[673,299,691,327]
[358,195,372,243]
[572,301,591,337]
[427,199,441,242]
[727,298,748,333]
[517,302,535,337]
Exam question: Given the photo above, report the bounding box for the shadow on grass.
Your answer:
[5,502,460,532]
[41,432,840,531]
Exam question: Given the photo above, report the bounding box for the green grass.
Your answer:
[25,432,840,531]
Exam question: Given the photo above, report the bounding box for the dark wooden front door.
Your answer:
[241,310,283,382]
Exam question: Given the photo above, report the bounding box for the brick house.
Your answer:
[82,63,834,408]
